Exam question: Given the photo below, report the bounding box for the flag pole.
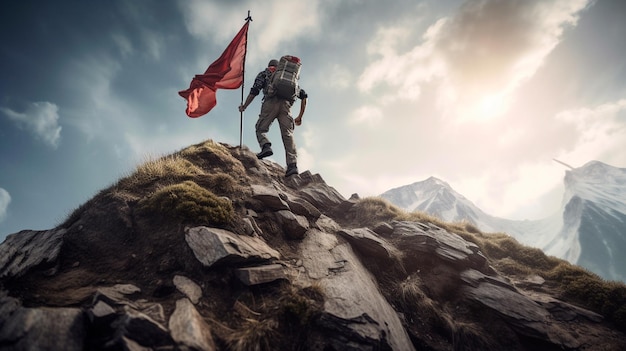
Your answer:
[240,10,252,149]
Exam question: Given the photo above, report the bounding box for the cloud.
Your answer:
[178,0,323,60]
[358,0,592,121]
[1,102,62,148]
[555,98,626,166]
[349,105,384,127]
[60,56,123,141]
[0,188,10,223]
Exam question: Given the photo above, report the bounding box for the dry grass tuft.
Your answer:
[199,172,247,197]
[279,284,324,326]
[224,318,278,351]
[391,274,454,337]
[179,140,247,176]
[351,197,406,226]
[451,322,494,351]
[138,180,233,225]
[114,154,205,196]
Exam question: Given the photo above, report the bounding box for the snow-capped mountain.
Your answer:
[380,161,626,282]
[545,161,626,281]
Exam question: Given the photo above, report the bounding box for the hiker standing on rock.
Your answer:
[239,56,308,177]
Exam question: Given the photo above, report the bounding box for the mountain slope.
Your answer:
[1,141,625,350]
[381,161,626,283]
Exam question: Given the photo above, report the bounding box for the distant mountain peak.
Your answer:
[381,160,626,283]
[422,176,451,188]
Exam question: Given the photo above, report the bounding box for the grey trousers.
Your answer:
[255,97,297,165]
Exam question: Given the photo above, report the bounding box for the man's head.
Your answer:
[268,59,279,67]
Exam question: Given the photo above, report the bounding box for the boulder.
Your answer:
[185,227,280,267]
[392,221,488,273]
[338,228,398,262]
[169,298,216,351]
[276,210,310,240]
[299,230,415,351]
[315,215,341,233]
[112,308,173,348]
[173,275,202,305]
[0,229,66,278]
[462,271,581,349]
[285,195,322,219]
[0,304,85,351]
[250,184,290,211]
[299,183,347,212]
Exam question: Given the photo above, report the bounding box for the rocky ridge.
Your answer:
[0,140,625,350]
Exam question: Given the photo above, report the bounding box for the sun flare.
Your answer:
[477,92,508,120]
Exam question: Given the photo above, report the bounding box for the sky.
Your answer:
[2,0,626,241]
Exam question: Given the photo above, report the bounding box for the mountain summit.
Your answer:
[380,176,485,224]
[381,161,626,283]
[1,141,625,350]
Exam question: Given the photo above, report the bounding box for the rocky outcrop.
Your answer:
[299,229,415,351]
[0,229,66,278]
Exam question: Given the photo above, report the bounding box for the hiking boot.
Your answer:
[256,144,273,159]
[285,163,299,177]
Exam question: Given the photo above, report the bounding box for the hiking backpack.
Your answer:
[267,55,301,100]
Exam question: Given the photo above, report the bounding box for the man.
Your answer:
[238,58,308,177]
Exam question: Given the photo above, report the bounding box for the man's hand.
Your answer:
[238,104,246,112]
[295,116,302,126]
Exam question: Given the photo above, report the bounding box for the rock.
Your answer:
[173,275,202,305]
[372,222,394,236]
[464,281,551,340]
[235,264,286,286]
[94,284,141,306]
[0,229,66,278]
[462,278,582,349]
[118,337,152,351]
[393,221,488,273]
[285,196,322,219]
[299,183,346,212]
[185,227,280,267]
[0,291,20,320]
[299,230,415,351]
[242,216,263,237]
[250,184,290,211]
[113,308,173,348]
[461,269,516,291]
[528,292,604,323]
[91,300,116,318]
[315,215,341,233]
[0,305,85,351]
[338,228,398,262]
[276,210,310,240]
[132,301,166,325]
[169,298,216,351]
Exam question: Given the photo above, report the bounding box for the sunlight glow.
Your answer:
[478,93,508,119]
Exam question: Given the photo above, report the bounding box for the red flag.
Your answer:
[179,21,249,118]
